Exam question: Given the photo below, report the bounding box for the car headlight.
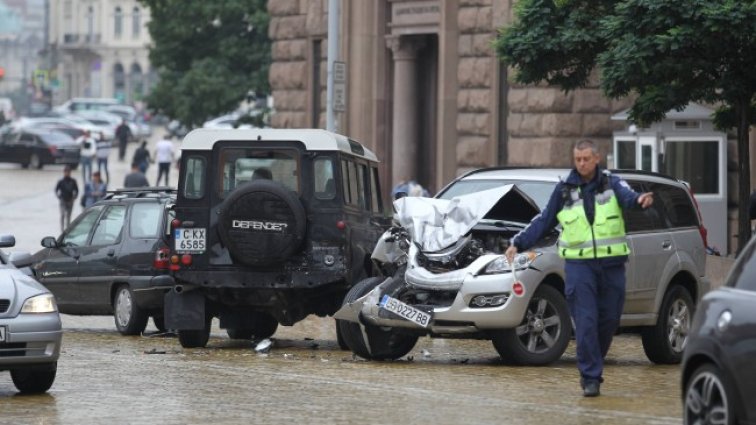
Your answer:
[484,252,541,274]
[21,293,58,314]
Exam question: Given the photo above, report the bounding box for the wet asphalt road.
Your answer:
[0,315,682,425]
[0,127,683,424]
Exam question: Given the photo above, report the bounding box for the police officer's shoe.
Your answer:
[581,379,600,397]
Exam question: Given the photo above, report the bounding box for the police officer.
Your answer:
[505,139,653,397]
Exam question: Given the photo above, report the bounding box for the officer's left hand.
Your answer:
[638,192,654,209]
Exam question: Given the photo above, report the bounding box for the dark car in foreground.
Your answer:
[31,188,176,335]
[0,235,62,394]
[681,236,756,425]
[0,127,80,169]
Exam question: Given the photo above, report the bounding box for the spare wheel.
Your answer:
[218,179,307,266]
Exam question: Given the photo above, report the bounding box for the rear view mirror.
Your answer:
[0,234,15,248]
[41,236,58,248]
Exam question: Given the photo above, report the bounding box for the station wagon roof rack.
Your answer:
[103,187,176,200]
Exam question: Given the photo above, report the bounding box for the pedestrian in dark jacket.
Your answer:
[82,171,107,207]
[55,165,79,232]
[505,140,653,397]
[115,119,132,161]
[132,140,152,173]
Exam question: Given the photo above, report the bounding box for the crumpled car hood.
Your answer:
[393,184,540,252]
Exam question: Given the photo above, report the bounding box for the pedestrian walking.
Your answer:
[154,135,175,186]
[81,171,107,208]
[132,140,152,173]
[505,139,653,397]
[55,165,79,232]
[124,162,150,188]
[115,119,132,161]
[75,130,97,183]
[95,134,111,184]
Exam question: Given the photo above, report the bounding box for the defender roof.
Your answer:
[181,128,379,162]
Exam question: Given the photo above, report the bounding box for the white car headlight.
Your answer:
[21,293,58,314]
[484,252,541,274]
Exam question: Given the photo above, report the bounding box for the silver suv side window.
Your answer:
[649,183,698,228]
[623,180,664,233]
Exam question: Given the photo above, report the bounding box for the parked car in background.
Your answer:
[0,127,80,169]
[201,112,254,130]
[681,235,756,425]
[0,234,62,394]
[53,97,120,114]
[31,188,176,336]
[12,116,105,140]
[337,168,709,364]
[104,105,152,138]
[71,110,124,141]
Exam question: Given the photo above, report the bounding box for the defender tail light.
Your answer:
[336,220,346,230]
[153,247,170,269]
[171,219,181,228]
[180,254,192,266]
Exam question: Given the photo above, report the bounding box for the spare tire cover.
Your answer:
[217,179,307,266]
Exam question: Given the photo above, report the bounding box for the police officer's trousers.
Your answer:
[564,258,626,382]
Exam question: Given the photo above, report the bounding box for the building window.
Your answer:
[114,7,123,38]
[132,7,141,38]
[130,63,143,102]
[661,140,720,195]
[113,63,126,102]
[87,6,94,41]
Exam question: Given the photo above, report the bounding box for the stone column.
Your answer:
[387,35,425,186]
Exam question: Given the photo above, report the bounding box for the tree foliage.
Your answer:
[138,0,270,128]
[495,0,756,252]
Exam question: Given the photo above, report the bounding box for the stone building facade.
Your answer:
[49,0,154,106]
[267,0,632,194]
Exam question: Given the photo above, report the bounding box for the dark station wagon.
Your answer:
[31,188,176,335]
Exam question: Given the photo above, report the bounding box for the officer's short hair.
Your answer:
[573,139,598,155]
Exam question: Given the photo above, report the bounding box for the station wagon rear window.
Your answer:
[440,180,556,210]
[218,148,300,198]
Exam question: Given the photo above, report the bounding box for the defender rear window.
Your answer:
[219,148,299,198]
[183,156,206,199]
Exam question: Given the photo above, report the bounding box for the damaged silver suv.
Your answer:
[336,168,709,365]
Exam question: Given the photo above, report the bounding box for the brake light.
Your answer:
[336,220,346,230]
[686,186,709,248]
[153,247,170,269]
[181,254,192,266]
[171,219,181,228]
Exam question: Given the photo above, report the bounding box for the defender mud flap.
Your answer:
[164,290,205,330]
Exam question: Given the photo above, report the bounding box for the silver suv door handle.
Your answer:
[662,240,672,249]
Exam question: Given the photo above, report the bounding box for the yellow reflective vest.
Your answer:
[556,185,630,259]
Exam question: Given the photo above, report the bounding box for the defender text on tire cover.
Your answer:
[217,179,307,266]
